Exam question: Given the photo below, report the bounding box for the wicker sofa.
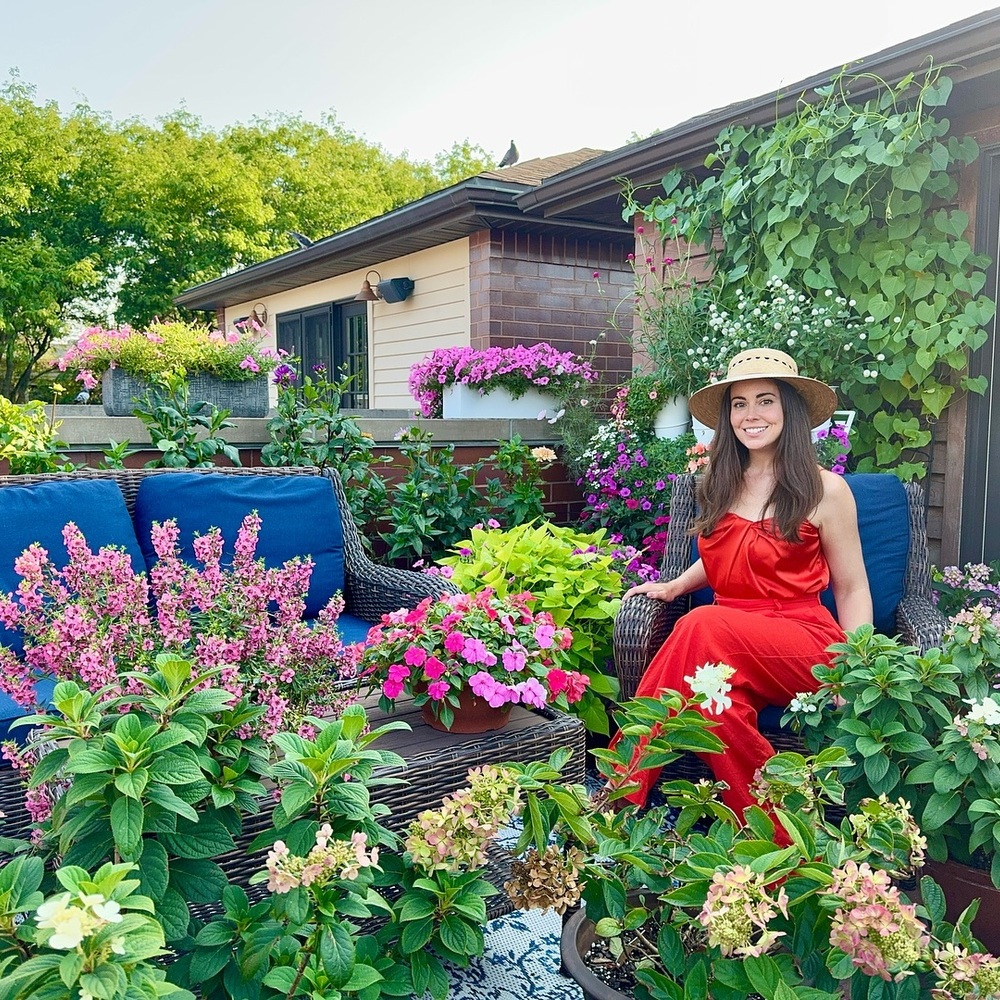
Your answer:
[0,465,458,832]
[612,473,946,778]
[0,466,586,898]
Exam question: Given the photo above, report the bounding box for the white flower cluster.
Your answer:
[685,661,735,715]
[36,890,123,951]
[691,277,877,387]
[961,696,1000,726]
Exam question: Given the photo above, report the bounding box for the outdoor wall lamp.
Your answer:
[354,269,415,303]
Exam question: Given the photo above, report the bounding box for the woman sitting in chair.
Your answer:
[615,348,872,817]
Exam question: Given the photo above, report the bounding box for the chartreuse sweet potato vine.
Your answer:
[628,63,996,479]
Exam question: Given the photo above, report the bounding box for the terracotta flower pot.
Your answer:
[419,688,512,734]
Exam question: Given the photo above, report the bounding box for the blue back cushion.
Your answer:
[685,473,909,636]
[133,473,345,618]
[0,480,145,730]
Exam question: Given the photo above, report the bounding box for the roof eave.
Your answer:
[175,178,630,310]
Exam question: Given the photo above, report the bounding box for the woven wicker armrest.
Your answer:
[324,470,461,621]
[612,595,688,701]
[895,593,946,653]
[345,564,461,621]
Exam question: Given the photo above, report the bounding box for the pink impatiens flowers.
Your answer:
[361,588,588,726]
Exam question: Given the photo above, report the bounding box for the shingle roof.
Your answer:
[477,148,605,185]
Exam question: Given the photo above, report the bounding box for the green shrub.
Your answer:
[436,521,623,733]
[0,396,72,474]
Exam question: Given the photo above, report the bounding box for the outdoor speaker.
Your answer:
[378,277,414,303]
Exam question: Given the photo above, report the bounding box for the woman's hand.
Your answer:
[623,578,687,602]
[624,558,708,602]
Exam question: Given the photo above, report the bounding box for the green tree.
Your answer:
[1,78,498,396]
[0,78,112,399]
[109,110,278,326]
[432,139,496,185]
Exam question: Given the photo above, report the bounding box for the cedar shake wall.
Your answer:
[469,229,634,390]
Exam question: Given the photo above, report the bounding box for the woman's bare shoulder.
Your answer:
[815,470,857,526]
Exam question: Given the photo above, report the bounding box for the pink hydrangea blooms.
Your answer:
[408,343,599,418]
[698,863,789,958]
[361,588,586,723]
[0,517,359,738]
[828,861,930,981]
[404,765,521,873]
[266,824,379,893]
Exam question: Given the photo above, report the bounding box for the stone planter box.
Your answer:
[442,383,556,420]
[102,369,270,417]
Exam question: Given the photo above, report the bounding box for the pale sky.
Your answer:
[2,0,997,165]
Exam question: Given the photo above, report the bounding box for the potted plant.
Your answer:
[408,342,599,420]
[358,588,591,732]
[433,520,628,734]
[57,318,281,417]
[502,674,1000,999]
[787,611,1000,950]
[612,373,691,439]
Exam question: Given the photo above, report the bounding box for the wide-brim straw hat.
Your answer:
[688,348,838,429]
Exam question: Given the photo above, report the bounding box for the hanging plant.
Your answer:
[629,63,996,479]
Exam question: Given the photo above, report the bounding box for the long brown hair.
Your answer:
[691,380,823,542]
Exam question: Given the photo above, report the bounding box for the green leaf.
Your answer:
[262,966,298,992]
[137,838,170,901]
[169,858,227,904]
[79,965,127,1000]
[157,887,192,941]
[110,795,144,855]
[159,816,237,859]
[114,768,149,799]
[320,922,356,989]
[147,750,206,785]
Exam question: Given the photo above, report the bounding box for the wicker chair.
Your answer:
[611,473,946,777]
[0,466,587,921]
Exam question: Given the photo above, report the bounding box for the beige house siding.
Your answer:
[369,240,470,410]
[223,238,471,409]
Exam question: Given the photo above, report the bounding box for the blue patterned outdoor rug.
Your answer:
[447,906,582,1000]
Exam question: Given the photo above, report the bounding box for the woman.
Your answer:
[616,348,872,816]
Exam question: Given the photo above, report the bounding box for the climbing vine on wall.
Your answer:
[629,64,996,479]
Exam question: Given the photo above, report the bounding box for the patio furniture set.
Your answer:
[0,464,941,917]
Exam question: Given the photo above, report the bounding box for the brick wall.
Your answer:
[468,229,634,392]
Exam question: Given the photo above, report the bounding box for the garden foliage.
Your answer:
[630,66,996,479]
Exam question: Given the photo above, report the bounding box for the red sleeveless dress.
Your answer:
[624,512,844,815]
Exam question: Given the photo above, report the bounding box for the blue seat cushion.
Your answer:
[338,613,373,646]
[686,473,910,636]
[134,473,345,619]
[0,479,145,729]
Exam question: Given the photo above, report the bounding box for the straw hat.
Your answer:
[688,348,837,429]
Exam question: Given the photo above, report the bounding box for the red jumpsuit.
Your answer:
[624,512,844,815]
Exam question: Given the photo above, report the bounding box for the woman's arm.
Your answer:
[623,558,710,601]
[815,471,873,632]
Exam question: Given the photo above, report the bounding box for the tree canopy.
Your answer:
[0,77,494,399]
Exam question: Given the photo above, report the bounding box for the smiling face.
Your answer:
[728,378,784,451]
